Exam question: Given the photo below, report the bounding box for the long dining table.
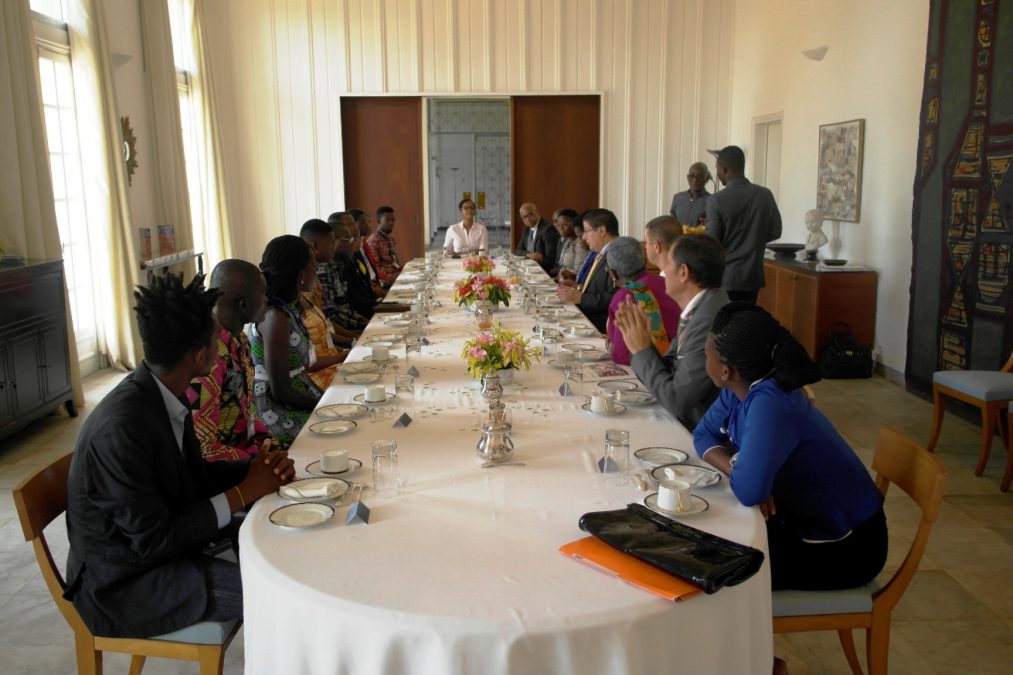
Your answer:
[239,256,772,675]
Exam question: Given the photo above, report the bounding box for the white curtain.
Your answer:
[66,0,143,369]
[0,0,84,405]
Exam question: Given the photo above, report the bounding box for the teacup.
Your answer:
[364,384,387,403]
[321,449,349,473]
[590,392,615,413]
[658,479,692,513]
[371,346,390,361]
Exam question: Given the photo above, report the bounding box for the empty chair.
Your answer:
[772,427,947,675]
[12,453,240,675]
[926,351,1013,487]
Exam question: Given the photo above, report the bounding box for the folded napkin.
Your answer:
[280,479,343,500]
[579,504,764,594]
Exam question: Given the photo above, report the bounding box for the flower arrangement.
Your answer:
[461,325,541,379]
[453,274,511,307]
[462,255,495,273]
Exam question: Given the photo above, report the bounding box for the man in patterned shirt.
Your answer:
[301,217,367,335]
[366,205,401,282]
[186,260,277,461]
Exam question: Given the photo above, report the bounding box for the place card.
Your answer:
[597,456,619,474]
[393,412,413,428]
[559,382,574,396]
[345,501,371,525]
[407,366,421,378]
[421,338,430,346]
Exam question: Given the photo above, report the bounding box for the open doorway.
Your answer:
[426,99,511,251]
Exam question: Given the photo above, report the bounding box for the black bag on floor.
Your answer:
[819,322,874,379]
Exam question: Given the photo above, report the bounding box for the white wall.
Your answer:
[201,0,735,263]
[728,0,929,374]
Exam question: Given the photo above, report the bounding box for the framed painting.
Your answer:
[817,119,865,222]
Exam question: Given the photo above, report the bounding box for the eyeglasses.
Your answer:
[336,236,354,242]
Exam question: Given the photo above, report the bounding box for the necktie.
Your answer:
[575,251,597,286]
[581,253,604,292]
[529,225,537,250]
[676,311,691,351]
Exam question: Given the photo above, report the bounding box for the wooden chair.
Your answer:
[1005,401,1013,492]
[926,352,1013,486]
[803,385,816,405]
[772,427,947,675]
[12,454,241,675]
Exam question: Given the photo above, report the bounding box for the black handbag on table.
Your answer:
[818,322,874,379]
[578,504,765,594]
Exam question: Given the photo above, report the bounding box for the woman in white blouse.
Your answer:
[443,199,489,255]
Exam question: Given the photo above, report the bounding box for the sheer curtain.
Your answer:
[66,0,142,369]
[0,0,84,404]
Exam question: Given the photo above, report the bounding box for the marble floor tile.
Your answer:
[892,619,1013,675]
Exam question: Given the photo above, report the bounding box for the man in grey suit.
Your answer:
[705,145,782,303]
[514,202,560,273]
[614,234,729,429]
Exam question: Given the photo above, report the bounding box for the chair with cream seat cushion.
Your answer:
[12,453,241,675]
[772,427,947,675]
[926,352,1013,489]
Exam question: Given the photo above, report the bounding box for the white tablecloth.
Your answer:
[241,260,772,675]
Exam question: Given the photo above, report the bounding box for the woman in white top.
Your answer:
[443,199,489,255]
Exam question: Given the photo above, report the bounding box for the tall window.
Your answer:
[32,2,101,373]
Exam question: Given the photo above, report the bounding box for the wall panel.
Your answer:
[202,0,734,263]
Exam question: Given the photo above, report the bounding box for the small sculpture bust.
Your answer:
[804,209,828,251]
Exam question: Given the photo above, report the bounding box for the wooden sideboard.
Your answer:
[0,259,77,440]
[757,258,878,360]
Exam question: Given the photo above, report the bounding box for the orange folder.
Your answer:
[559,536,703,602]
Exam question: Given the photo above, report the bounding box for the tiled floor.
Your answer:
[0,369,1010,673]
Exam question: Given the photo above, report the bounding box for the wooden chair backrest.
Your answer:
[1001,352,1013,373]
[870,428,947,611]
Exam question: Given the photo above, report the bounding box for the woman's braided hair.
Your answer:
[710,301,822,390]
[260,234,311,304]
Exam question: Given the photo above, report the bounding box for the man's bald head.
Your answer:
[208,259,268,330]
[209,259,262,296]
[519,203,540,228]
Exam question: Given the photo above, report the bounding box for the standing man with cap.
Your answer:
[705,145,782,303]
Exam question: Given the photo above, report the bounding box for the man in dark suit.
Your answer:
[514,202,560,273]
[705,145,782,303]
[65,274,295,639]
[556,208,620,333]
[614,234,730,429]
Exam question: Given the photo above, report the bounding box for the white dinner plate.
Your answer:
[269,502,335,529]
[561,323,599,337]
[616,390,656,406]
[382,319,412,328]
[581,402,628,416]
[306,458,363,477]
[316,403,368,419]
[278,477,349,503]
[651,464,723,488]
[353,392,397,406]
[308,420,357,436]
[362,354,399,363]
[634,446,689,467]
[343,372,382,384]
[367,332,405,344]
[560,343,596,353]
[340,362,380,374]
[556,310,582,320]
[597,380,641,393]
[644,493,709,517]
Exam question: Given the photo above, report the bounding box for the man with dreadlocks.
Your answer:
[64,273,295,639]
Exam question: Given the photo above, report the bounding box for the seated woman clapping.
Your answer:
[248,235,324,448]
[693,302,887,591]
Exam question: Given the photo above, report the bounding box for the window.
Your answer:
[32,1,102,373]
[752,113,783,203]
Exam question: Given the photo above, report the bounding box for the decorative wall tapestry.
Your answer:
[817,119,865,222]
[907,0,1013,389]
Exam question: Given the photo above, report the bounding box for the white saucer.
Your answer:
[269,502,335,529]
[561,323,599,337]
[306,458,363,477]
[278,477,349,503]
[362,354,399,363]
[361,340,396,350]
[651,464,723,488]
[382,319,412,328]
[316,403,368,419]
[560,343,596,352]
[367,332,405,344]
[616,390,656,406]
[308,420,357,436]
[353,392,397,405]
[581,402,628,416]
[634,446,689,467]
[340,362,380,374]
[576,349,609,362]
[644,493,709,517]
[597,380,641,393]
[343,372,382,384]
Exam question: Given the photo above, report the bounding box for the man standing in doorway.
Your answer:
[367,206,401,283]
[705,145,782,303]
[514,202,560,273]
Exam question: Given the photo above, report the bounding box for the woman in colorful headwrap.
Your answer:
[605,236,681,365]
[248,235,324,448]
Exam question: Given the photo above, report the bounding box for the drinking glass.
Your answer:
[372,440,399,497]
[603,429,631,487]
[562,361,583,397]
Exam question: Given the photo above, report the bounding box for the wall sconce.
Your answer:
[802,46,829,61]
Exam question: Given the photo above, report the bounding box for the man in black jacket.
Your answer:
[556,208,620,333]
[64,274,295,638]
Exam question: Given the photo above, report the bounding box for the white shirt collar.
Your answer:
[680,287,709,318]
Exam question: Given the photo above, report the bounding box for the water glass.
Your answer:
[395,374,415,399]
[372,440,399,497]
[603,429,631,487]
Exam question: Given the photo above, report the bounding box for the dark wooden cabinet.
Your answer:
[0,259,76,439]
[758,258,877,360]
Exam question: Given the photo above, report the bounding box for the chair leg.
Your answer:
[976,405,996,476]
[866,616,891,675]
[128,655,146,675]
[926,388,946,452]
[837,629,864,675]
[74,633,102,675]
[197,645,226,675]
[1002,427,1013,492]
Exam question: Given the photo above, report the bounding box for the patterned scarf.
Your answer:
[625,279,670,355]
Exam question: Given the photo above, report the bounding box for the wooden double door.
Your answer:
[341,96,600,262]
